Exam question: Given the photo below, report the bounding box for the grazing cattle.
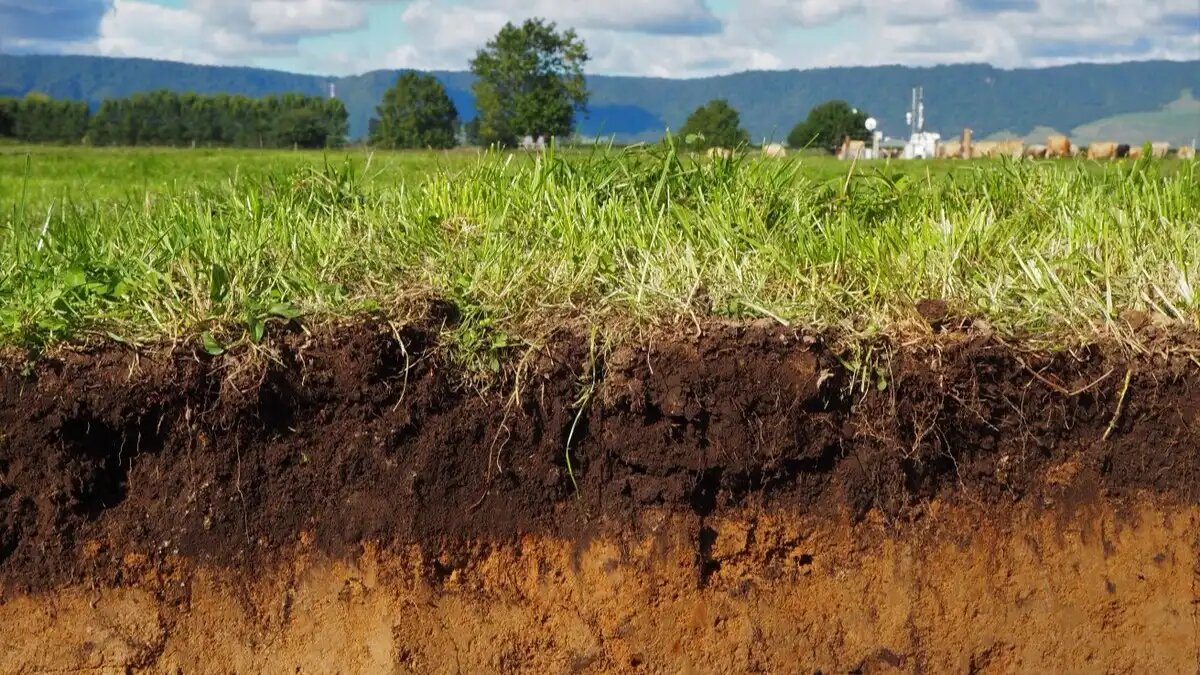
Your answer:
[762,143,787,158]
[1178,145,1196,159]
[995,140,1025,158]
[1115,144,1131,158]
[1151,142,1170,158]
[706,147,733,159]
[1129,146,1143,159]
[972,140,998,158]
[1087,142,1117,159]
[1024,144,1048,159]
[521,135,547,151]
[1070,143,1082,157]
[1047,135,1070,158]
[838,138,867,160]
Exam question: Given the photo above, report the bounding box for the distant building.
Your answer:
[901,86,940,159]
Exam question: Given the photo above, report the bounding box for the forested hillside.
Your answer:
[1,54,1196,142]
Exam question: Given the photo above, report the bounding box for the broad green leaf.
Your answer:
[201,331,225,356]
[268,302,301,320]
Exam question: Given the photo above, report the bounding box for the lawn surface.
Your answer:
[1,144,1196,356]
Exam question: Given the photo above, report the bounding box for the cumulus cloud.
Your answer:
[382,1,507,70]
[581,28,781,76]
[2,0,1197,77]
[191,0,371,38]
[83,0,383,65]
[382,0,741,75]
[1,0,369,59]
[249,0,368,36]
[747,0,1200,70]
[93,0,289,63]
[498,0,723,35]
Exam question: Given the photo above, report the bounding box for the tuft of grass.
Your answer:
[0,144,1197,358]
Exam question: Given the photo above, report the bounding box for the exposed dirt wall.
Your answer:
[4,500,1197,673]
[1,319,1198,671]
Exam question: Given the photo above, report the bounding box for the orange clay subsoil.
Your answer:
[1,317,1198,672]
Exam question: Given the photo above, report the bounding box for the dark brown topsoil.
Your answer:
[1,313,1198,594]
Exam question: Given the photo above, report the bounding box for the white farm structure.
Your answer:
[840,86,942,160]
[901,87,939,159]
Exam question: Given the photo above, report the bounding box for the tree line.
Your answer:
[371,19,866,153]
[0,90,348,148]
[0,94,89,144]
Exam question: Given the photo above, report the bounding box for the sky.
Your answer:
[1,0,1197,77]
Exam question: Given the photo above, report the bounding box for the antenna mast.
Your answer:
[909,86,924,135]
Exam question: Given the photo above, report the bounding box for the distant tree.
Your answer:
[88,99,126,145]
[461,117,482,146]
[371,72,458,149]
[273,107,332,149]
[787,100,869,153]
[677,99,750,149]
[262,94,347,148]
[321,98,349,147]
[0,98,18,138]
[470,18,589,147]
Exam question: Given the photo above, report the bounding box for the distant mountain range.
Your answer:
[2,54,1198,145]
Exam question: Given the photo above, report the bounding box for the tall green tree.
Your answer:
[677,99,749,149]
[371,72,459,149]
[273,108,327,148]
[787,100,869,153]
[321,98,350,148]
[469,18,589,147]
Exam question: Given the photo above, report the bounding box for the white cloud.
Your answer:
[16,0,1200,77]
[745,0,1200,70]
[88,0,382,66]
[384,0,508,70]
[580,28,782,77]
[248,0,369,36]
[743,0,862,28]
[484,0,723,35]
[94,0,287,63]
[382,0,1198,76]
[378,0,769,77]
[187,0,371,38]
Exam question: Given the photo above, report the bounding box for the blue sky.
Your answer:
[1,0,1196,77]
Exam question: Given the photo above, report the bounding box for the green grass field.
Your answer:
[1,144,1197,358]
